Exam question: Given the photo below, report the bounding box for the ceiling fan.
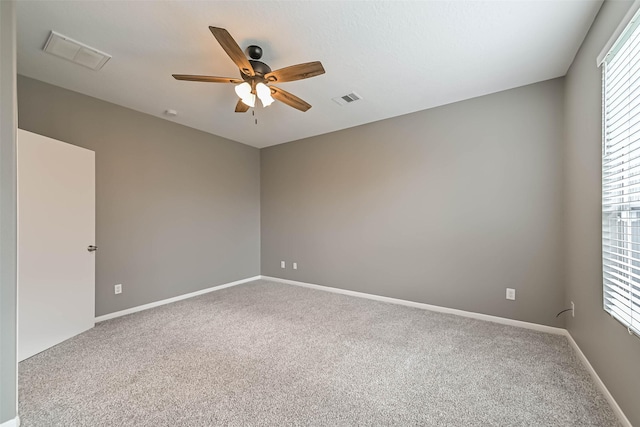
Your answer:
[173,27,325,113]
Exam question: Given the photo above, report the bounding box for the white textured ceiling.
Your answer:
[17,1,602,148]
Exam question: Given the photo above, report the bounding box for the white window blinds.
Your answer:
[602,12,640,337]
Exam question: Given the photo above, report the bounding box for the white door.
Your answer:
[18,129,95,361]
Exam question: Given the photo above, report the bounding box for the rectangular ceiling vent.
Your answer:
[43,31,111,71]
[332,92,362,106]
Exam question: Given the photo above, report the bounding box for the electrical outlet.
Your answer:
[293,262,297,270]
[114,284,122,295]
[571,301,575,317]
[281,261,285,269]
[506,288,515,300]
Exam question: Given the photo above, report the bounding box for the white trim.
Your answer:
[0,415,20,427]
[95,276,261,322]
[597,0,640,66]
[564,332,632,427]
[260,276,565,335]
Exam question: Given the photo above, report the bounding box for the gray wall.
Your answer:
[262,78,566,327]
[564,0,640,425]
[0,1,17,423]
[17,76,261,317]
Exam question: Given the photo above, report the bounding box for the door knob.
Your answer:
[87,245,97,252]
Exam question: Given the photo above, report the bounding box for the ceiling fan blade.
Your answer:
[209,26,255,77]
[172,74,242,84]
[235,99,250,113]
[265,61,325,83]
[270,86,312,112]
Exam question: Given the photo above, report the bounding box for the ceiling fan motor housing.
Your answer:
[245,60,271,79]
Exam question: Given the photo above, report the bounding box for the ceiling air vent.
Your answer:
[43,31,111,71]
[332,92,362,106]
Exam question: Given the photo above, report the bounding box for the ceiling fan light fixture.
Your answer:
[235,82,251,98]
[256,83,274,107]
[235,82,256,107]
[240,93,256,108]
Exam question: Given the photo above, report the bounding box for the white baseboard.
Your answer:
[261,276,566,335]
[564,332,632,427]
[95,276,261,322]
[0,416,20,427]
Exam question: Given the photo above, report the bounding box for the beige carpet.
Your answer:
[19,280,619,426]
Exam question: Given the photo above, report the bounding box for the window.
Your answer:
[602,12,640,337]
